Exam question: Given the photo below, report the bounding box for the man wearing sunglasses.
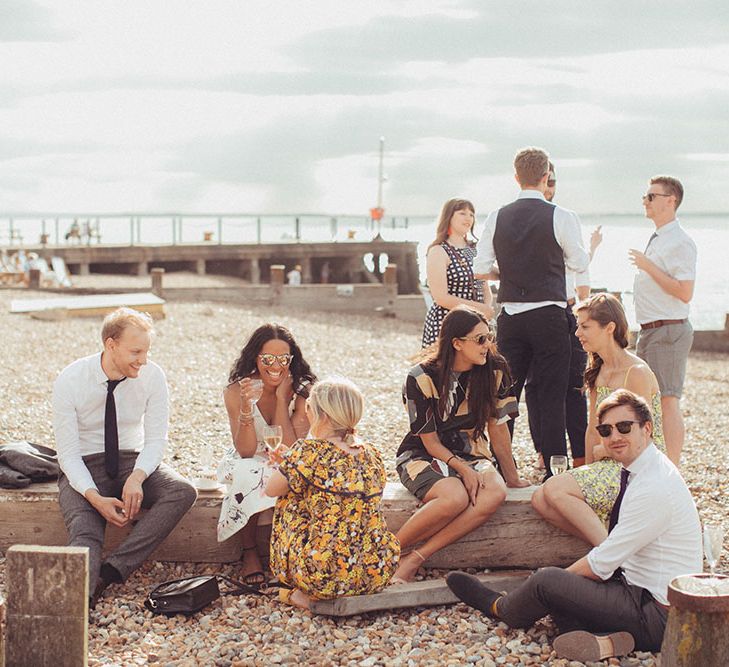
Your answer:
[629,176,696,466]
[474,147,590,478]
[446,389,701,661]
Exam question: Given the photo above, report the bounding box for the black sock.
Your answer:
[446,571,502,619]
[100,562,123,587]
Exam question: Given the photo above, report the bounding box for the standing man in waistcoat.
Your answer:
[53,307,198,609]
[474,147,590,477]
[629,175,696,466]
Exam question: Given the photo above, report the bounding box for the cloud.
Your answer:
[0,1,68,41]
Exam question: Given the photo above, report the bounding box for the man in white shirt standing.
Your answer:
[629,175,696,466]
[53,307,197,608]
[446,389,701,661]
[474,147,590,478]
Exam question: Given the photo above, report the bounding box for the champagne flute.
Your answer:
[704,523,725,582]
[263,425,284,463]
[550,455,568,476]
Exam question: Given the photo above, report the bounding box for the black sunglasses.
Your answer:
[596,420,640,438]
[547,179,556,187]
[458,332,495,346]
[642,193,672,203]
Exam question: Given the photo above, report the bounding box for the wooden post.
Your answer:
[136,261,148,277]
[661,574,729,666]
[151,267,165,296]
[301,256,312,284]
[270,264,285,306]
[1,594,5,667]
[196,258,206,275]
[28,269,41,289]
[5,545,88,667]
[250,258,260,284]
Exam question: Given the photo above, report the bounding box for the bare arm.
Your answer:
[264,469,290,497]
[584,388,602,464]
[273,377,309,445]
[420,431,483,506]
[427,246,493,317]
[487,419,530,488]
[629,250,694,303]
[224,384,258,458]
[566,555,601,580]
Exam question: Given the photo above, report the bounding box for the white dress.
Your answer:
[216,403,281,542]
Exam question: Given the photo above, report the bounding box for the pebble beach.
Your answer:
[0,275,727,667]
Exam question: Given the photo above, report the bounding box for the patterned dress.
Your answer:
[422,242,481,347]
[568,385,666,523]
[270,438,400,600]
[396,363,518,498]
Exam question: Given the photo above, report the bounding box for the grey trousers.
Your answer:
[498,567,668,652]
[58,451,197,588]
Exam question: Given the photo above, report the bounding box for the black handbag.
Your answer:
[144,574,260,616]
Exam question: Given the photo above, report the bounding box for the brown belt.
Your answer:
[640,318,687,330]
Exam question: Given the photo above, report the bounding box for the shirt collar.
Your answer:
[517,189,547,201]
[92,352,109,385]
[655,218,679,235]
[624,441,657,477]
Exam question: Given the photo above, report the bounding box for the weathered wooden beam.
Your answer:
[5,545,88,667]
[310,571,529,617]
[0,483,589,569]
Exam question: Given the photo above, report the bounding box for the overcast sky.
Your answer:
[2,0,729,215]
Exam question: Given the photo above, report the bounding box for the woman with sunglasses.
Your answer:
[422,199,494,348]
[217,323,316,587]
[531,293,665,546]
[394,306,529,583]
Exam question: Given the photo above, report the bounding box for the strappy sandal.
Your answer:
[390,549,426,585]
[240,546,266,590]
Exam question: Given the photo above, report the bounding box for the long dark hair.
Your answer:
[575,293,629,391]
[228,323,316,397]
[422,306,511,441]
[427,198,477,250]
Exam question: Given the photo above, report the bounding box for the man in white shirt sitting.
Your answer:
[53,307,197,608]
[446,389,701,662]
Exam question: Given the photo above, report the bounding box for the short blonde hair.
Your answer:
[101,307,154,343]
[307,376,364,441]
[514,147,550,187]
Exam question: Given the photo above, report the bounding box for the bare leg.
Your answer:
[239,513,265,585]
[394,472,507,582]
[536,475,607,546]
[393,477,469,582]
[396,478,470,550]
[660,396,683,466]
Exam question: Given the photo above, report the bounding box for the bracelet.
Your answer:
[445,454,459,467]
[238,412,254,425]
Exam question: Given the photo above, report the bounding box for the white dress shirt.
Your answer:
[634,219,697,324]
[474,190,590,314]
[587,444,702,605]
[52,352,169,495]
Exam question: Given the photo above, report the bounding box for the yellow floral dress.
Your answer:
[270,438,400,600]
[568,386,666,522]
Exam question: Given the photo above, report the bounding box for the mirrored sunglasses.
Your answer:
[459,333,495,346]
[595,420,639,438]
[258,353,293,367]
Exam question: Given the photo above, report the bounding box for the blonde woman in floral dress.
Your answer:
[265,377,400,609]
[531,293,665,546]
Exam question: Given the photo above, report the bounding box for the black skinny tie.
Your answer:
[105,378,126,478]
[608,467,630,533]
[644,232,658,253]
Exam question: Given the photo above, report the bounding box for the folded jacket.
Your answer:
[0,441,59,481]
[0,462,32,488]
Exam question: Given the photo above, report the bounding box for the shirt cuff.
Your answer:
[586,549,615,581]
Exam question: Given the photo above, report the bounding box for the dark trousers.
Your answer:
[58,451,197,589]
[497,305,571,476]
[525,307,587,460]
[498,567,668,652]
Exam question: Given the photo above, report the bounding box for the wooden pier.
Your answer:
[21,240,421,294]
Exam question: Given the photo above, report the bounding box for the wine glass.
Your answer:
[550,455,568,476]
[263,425,284,463]
[240,378,263,411]
[704,523,725,582]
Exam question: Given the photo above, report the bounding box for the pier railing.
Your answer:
[1,213,419,248]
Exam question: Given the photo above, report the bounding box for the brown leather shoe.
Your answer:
[89,578,108,610]
[553,630,634,661]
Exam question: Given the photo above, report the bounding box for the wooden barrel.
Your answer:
[661,574,729,666]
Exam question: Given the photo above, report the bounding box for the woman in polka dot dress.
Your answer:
[422,199,494,347]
